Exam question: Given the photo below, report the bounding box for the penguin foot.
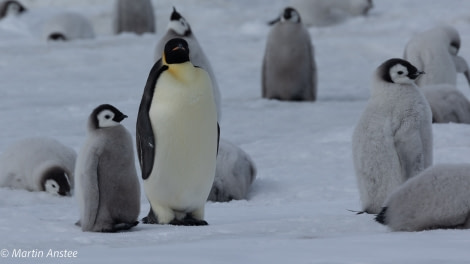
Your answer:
[142,208,159,224]
[112,221,139,232]
[168,217,208,226]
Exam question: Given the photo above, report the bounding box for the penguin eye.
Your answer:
[105,115,111,119]
[52,184,57,188]
[397,71,404,75]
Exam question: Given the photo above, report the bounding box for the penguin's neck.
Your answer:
[167,62,197,84]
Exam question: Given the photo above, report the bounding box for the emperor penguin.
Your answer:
[290,0,373,27]
[422,84,470,124]
[0,137,76,196]
[41,12,95,42]
[75,104,140,232]
[352,58,433,214]
[262,7,317,101]
[154,7,221,122]
[112,0,155,35]
[208,140,257,202]
[376,164,470,232]
[137,38,219,226]
[404,25,470,87]
[0,0,26,19]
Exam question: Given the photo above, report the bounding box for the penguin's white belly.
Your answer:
[145,67,217,212]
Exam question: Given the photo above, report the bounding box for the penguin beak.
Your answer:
[410,71,425,80]
[114,114,128,123]
[268,17,281,25]
[172,43,186,52]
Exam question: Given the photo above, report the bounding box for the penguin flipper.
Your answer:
[394,123,425,179]
[80,151,100,231]
[136,59,168,180]
[217,123,220,156]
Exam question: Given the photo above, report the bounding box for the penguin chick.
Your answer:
[112,0,155,35]
[262,7,317,101]
[208,140,256,202]
[42,12,95,42]
[404,25,470,87]
[376,164,470,231]
[75,104,140,232]
[154,7,221,122]
[137,38,219,226]
[352,58,433,214]
[421,84,470,124]
[0,137,76,196]
[0,0,26,19]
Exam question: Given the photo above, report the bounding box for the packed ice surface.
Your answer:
[1,0,470,263]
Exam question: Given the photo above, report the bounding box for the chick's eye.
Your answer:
[105,115,111,119]
[397,71,404,75]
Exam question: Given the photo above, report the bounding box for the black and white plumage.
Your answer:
[0,137,76,196]
[376,164,470,231]
[137,38,219,226]
[290,0,373,27]
[262,7,317,101]
[404,25,470,87]
[112,0,155,35]
[0,0,26,19]
[208,140,256,202]
[422,84,470,124]
[75,104,140,232]
[42,12,95,42]
[154,7,221,121]
[352,58,433,214]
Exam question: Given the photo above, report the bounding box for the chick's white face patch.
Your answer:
[97,109,119,128]
[389,64,414,85]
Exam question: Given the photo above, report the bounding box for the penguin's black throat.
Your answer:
[164,38,190,64]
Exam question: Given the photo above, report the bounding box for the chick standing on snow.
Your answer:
[352,58,432,214]
[262,7,317,101]
[0,137,76,196]
[75,104,140,232]
[376,164,470,231]
[154,7,221,122]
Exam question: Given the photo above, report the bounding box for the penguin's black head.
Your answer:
[41,166,71,196]
[169,7,191,36]
[90,104,127,129]
[1,0,27,18]
[164,38,190,64]
[268,7,301,25]
[378,58,424,85]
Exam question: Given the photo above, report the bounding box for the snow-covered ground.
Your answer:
[1,0,470,263]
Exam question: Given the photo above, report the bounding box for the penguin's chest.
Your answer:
[146,67,217,210]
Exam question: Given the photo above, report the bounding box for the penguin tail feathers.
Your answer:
[375,207,388,225]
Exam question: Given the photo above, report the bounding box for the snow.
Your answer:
[1,0,470,263]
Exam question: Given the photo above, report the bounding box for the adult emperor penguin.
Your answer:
[112,0,155,35]
[376,164,470,231]
[137,38,219,225]
[208,140,257,202]
[75,104,140,232]
[0,0,26,19]
[404,25,470,87]
[422,84,470,124]
[352,58,433,214]
[154,7,221,122]
[0,137,76,196]
[262,7,317,101]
